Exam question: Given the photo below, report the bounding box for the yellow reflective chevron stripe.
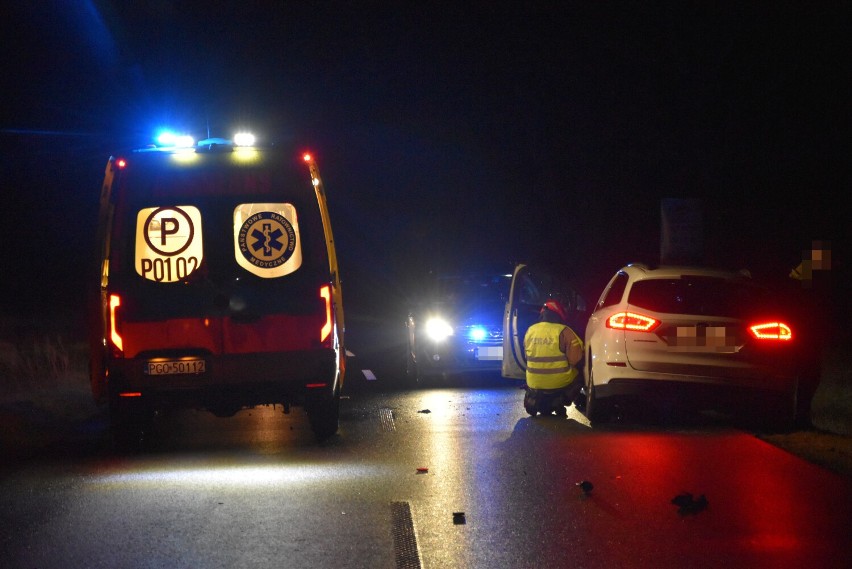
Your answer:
[526,355,571,374]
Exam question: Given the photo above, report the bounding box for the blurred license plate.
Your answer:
[476,347,503,361]
[667,326,738,352]
[146,359,206,375]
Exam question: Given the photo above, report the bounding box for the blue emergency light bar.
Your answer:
[153,130,258,150]
[156,131,195,148]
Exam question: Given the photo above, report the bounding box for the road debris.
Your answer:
[453,512,466,525]
[671,493,708,515]
[576,480,594,495]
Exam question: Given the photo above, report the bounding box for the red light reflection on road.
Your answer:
[565,431,848,567]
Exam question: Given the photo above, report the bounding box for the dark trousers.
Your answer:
[524,381,582,415]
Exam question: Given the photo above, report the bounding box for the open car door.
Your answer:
[502,263,587,380]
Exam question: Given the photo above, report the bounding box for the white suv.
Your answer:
[583,264,798,429]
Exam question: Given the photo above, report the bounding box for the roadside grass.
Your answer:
[0,330,96,421]
[759,430,852,479]
[811,341,852,437]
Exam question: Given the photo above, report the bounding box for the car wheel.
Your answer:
[793,376,814,429]
[761,389,797,434]
[307,391,340,441]
[584,363,611,424]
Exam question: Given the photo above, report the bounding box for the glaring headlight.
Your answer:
[424,317,453,342]
[233,132,256,147]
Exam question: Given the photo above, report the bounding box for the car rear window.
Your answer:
[627,276,768,317]
[598,272,628,309]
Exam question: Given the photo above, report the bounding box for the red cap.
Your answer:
[542,299,569,323]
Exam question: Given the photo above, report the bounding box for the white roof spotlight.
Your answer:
[233,132,256,147]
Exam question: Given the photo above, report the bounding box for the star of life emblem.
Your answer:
[233,204,302,279]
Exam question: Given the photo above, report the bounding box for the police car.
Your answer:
[405,272,511,383]
[88,131,345,443]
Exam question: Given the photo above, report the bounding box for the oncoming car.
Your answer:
[88,132,345,443]
[583,264,799,429]
[405,272,511,382]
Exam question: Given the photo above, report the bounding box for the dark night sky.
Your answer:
[1,1,849,323]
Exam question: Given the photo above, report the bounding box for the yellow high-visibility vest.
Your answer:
[524,322,578,389]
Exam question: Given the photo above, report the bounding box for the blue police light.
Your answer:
[156,131,195,148]
[469,326,487,342]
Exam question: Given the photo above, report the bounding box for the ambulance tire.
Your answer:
[308,391,340,441]
[109,394,152,450]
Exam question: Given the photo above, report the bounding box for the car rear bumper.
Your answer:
[107,349,339,408]
[594,370,797,401]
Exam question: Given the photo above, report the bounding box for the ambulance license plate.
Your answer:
[145,359,206,375]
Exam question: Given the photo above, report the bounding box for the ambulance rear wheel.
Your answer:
[109,394,152,449]
[307,392,340,441]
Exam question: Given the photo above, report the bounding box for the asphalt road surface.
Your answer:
[2,368,850,569]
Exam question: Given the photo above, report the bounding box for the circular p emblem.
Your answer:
[143,206,195,256]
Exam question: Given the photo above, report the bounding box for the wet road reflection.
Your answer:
[2,379,850,568]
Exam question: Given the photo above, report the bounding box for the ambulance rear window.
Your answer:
[110,153,326,284]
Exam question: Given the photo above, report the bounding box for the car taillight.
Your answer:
[748,321,792,341]
[109,293,124,355]
[606,311,661,332]
[320,285,333,343]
